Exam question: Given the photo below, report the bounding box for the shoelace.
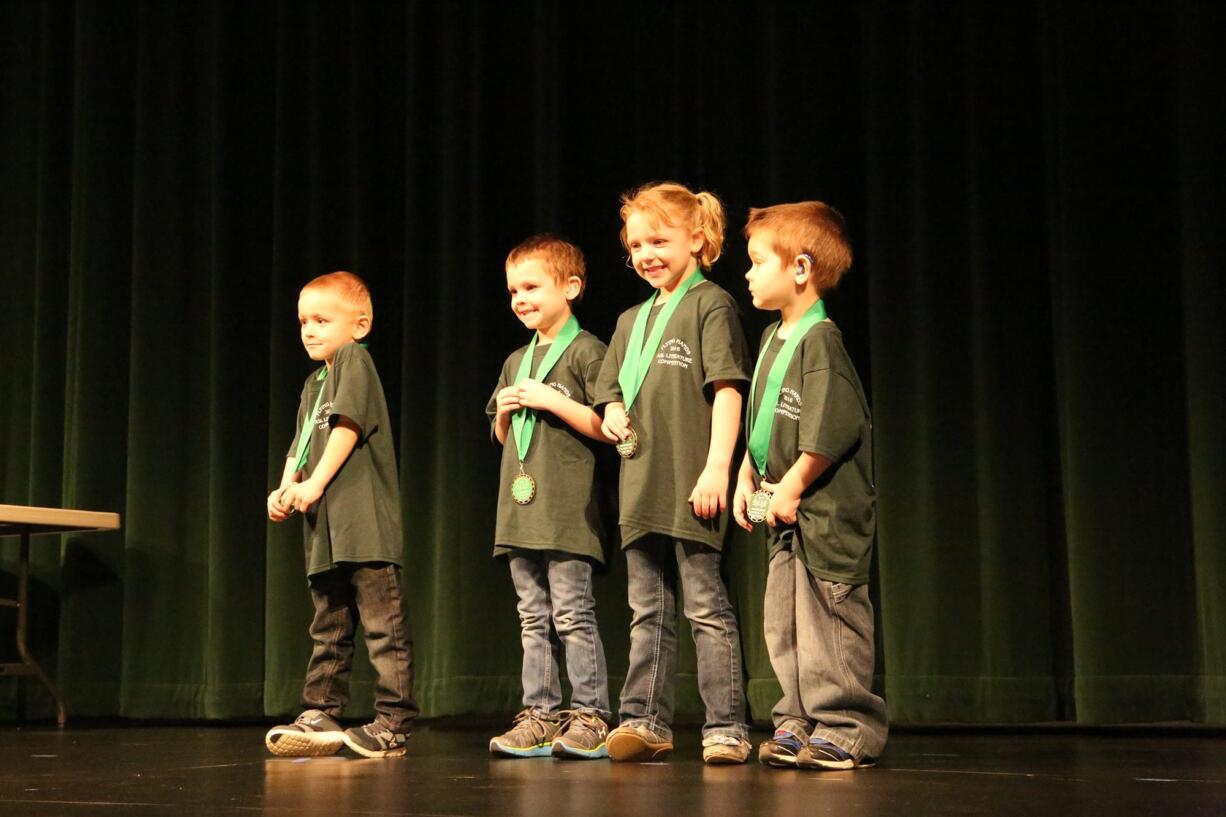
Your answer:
[555,709,603,741]
[510,708,558,741]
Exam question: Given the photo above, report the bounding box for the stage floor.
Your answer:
[0,724,1223,816]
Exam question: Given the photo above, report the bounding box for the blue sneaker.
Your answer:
[797,738,876,770]
[489,708,562,758]
[551,710,609,759]
[758,728,807,767]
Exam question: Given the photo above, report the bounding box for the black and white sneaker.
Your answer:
[342,723,409,758]
[264,709,345,757]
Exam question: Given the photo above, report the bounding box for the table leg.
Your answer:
[14,530,67,727]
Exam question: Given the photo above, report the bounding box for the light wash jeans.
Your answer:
[509,550,610,719]
[764,543,888,760]
[618,535,748,741]
[302,562,419,733]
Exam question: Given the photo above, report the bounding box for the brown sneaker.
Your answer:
[701,734,752,764]
[607,723,673,762]
[489,708,563,758]
[551,710,609,760]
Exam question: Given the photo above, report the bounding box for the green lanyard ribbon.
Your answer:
[617,268,706,412]
[292,367,329,474]
[746,299,827,477]
[511,315,581,462]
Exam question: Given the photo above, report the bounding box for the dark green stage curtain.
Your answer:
[1,0,1222,724]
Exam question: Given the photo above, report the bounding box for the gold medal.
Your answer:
[616,425,639,459]
[747,488,772,523]
[511,466,536,505]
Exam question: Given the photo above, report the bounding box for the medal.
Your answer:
[508,316,582,506]
[745,300,828,524]
[747,488,772,523]
[615,269,706,450]
[615,425,639,458]
[510,465,536,505]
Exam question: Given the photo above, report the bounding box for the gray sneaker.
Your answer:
[489,708,562,758]
[264,709,345,757]
[342,723,409,758]
[551,710,609,760]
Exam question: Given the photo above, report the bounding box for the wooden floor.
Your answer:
[1,723,1223,816]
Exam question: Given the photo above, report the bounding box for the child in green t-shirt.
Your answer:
[264,271,418,759]
[594,182,753,764]
[734,202,887,769]
[486,235,612,759]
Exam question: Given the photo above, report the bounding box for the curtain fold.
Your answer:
[1,0,1222,724]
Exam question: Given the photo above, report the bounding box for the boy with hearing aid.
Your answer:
[734,202,887,769]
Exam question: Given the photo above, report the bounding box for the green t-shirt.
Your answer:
[594,280,751,550]
[485,330,607,562]
[287,342,404,576]
[750,319,876,584]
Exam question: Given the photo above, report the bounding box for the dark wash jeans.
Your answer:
[302,562,419,733]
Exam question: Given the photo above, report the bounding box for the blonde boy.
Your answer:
[735,203,887,769]
[264,271,418,758]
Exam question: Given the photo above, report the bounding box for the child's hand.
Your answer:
[731,476,756,531]
[267,487,292,522]
[601,402,630,442]
[281,479,324,514]
[516,379,559,412]
[495,386,522,417]
[689,466,729,520]
[760,480,800,527]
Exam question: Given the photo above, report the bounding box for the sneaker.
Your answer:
[341,723,409,758]
[551,710,609,760]
[796,738,876,770]
[489,708,562,758]
[758,728,807,768]
[264,709,345,757]
[607,723,672,762]
[701,733,752,764]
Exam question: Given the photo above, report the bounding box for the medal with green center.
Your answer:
[511,466,536,505]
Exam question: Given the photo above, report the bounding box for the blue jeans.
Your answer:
[764,545,888,760]
[619,536,748,741]
[302,562,419,733]
[508,550,610,718]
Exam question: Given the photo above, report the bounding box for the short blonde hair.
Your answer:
[505,234,587,300]
[302,270,374,323]
[744,202,853,293]
[619,181,726,269]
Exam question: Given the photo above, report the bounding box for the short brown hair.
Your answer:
[619,181,726,269]
[744,202,853,293]
[505,234,587,300]
[302,270,374,322]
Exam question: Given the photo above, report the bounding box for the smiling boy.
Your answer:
[264,271,418,759]
[734,202,887,770]
[486,235,613,759]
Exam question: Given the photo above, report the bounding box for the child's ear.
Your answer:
[689,228,705,256]
[565,275,582,301]
[794,253,813,284]
[353,313,372,340]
